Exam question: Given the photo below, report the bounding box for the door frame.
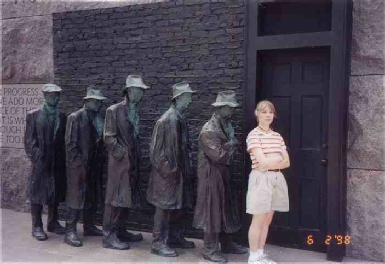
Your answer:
[242,0,352,261]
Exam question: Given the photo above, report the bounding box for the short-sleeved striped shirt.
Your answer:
[246,127,286,169]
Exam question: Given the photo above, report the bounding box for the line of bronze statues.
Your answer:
[24,75,248,262]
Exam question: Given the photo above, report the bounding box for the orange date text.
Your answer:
[306,235,351,245]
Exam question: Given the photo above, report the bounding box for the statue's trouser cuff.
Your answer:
[203,232,219,256]
[152,207,170,247]
[116,207,130,234]
[31,203,43,227]
[66,208,80,232]
[47,200,59,226]
[203,232,234,255]
[83,208,95,228]
[219,232,232,249]
[168,208,186,242]
[103,204,122,237]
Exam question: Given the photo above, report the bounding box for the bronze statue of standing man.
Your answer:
[102,75,148,250]
[24,83,67,241]
[147,82,196,257]
[193,91,248,262]
[64,86,106,247]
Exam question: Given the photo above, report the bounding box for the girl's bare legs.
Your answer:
[259,210,274,248]
[248,213,266,251]
[248,213,268,262]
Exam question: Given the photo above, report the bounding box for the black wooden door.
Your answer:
[258,47,330,252]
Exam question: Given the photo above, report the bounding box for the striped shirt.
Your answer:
[246,127,286,169]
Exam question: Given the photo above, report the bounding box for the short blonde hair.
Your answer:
[254,100,277,121]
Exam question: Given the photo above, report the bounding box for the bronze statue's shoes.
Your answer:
[168,238,196,249]
[47,221,66,235]
[32,226,48,241]
[117,230,143,242]
[151,243,178,257]
[83,226,103,236]
[64,232,83,247]
[103,233,130,250]
[203,252,228,263]
[221,242,248,254]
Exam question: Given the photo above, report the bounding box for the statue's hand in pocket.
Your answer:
[112,145,126,161]
[32,148,41,163]
[70,156,84,168]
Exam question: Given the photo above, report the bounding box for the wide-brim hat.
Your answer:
[83,86,107,100]
[125,75,149,90]
[212,90,239,107]
[172,81,196,100]
[42,83,62,93]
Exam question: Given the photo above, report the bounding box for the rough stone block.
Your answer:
[351,0,385,75]
[347,75,385,170]
[347,169,385,262]
[1,148,31,212]
[2,16,54,84]
[1,0,53,19]
[1,0,166,19]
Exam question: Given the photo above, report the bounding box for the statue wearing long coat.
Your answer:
[147,106,194,210]
[24,107,67,204]
[104,101,142,208]
[193,113,241,234]
[65,108,104,211]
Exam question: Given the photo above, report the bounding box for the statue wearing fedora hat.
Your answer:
[102,75,148,250]
[147,81,196,257]
[24,83,67,241]
[193,91,248,262]
[64,86,107,247]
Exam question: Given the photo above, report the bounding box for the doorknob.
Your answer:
[321,159,328,166]
[322,143,328,149]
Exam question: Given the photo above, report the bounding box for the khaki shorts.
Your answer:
[246,170,289,215]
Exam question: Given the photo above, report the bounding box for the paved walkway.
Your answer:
[1,209,365,263]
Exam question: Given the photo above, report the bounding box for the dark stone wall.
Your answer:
[53,0,246,238]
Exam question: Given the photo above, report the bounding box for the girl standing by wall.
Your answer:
[246,101,290,264]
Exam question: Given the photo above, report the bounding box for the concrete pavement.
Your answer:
[1,209,367,263]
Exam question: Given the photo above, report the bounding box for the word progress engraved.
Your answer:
[0,84,44,148]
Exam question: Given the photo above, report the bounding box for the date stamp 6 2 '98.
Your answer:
[307,235,351,245]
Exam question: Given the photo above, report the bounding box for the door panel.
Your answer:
[300,180,320,229]
[258,47,330,252]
